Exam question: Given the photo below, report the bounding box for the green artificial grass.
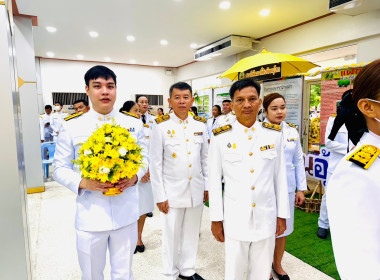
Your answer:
[286,209,340,280]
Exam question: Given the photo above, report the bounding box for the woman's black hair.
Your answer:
[119,100,136,113]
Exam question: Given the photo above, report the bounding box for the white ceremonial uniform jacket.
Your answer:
[52,111,68,133]
[39,113,58,140]
[280,121,307,193]
[206,116,220,140]
[150,113,208,208]
[327,131,380,279]
[53,109,148,232]
[325,116,352,173]
[208,120,290,242]
[142,111,155,127]
[216,112,236,127]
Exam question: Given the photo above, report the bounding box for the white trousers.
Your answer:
[161,204,203,280]
[76,222,137,280]
[318,172,332,229]
[225,235,275,280]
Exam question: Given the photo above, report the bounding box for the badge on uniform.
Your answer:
[194,132,203,136]
[128,127,135,132]
[260,144,275,151]
[145,136,150,139]
[143,124,150,128]
[149,120,153,123]
[167,130,175,138]
[172,153,177,158]
[287,138,297,142]
[233,143,236,149]
[227,143,231,148]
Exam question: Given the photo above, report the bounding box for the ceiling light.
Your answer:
[46,26,57,33]
[259,9,270,16]
[153,61,159,66]
[212,53,222,57]
[76,54,84,59]
[104,57,111,62]
[130,59,136,64]
[126,35,135,42]
[89,31,99,38]
[160,40,168,46]
[190,43,198,49]
[46,52,55,58]
[219,1,231,10]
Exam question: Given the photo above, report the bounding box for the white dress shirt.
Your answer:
[327,131,380,279]
[150,112,208,208]
[53,108,148,232]
[206,116,220,139]
[208,120,290,242]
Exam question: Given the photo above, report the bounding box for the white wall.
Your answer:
[39,59,175,112]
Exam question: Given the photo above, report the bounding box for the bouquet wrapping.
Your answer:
[73,121,144,196]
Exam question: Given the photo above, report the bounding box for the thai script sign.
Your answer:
[303,147,330,186]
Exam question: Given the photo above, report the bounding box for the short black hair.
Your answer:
[119,100,136,113]
[213,104,222,115]
[222,100,231,104]
[55,101,63,106]
[73,99,89,106]
[84,65,117,87]
[169,82,192,98]
[45,105,52,110]
[136,95,148,103]
[229,78,261,100]
[190,106,198,116]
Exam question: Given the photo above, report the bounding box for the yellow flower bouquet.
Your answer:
[73,121,144,196]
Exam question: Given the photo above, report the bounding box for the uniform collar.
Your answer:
[88,108,118,121]
[360,131,380,147]
[235,119,259,131]
[264,117,284,127]
[170,112,190,125]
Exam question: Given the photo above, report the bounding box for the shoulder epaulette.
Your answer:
[155,115,170,124]
[149,112,156,116]
[193,116,207,123]
[213,125,232,136]
[262,122,281,132]
[287,122,297,129]
[143,124,150,128]
[331,114,337,117]
[121,111,139,119]
[64,112,83,121]
[347,145,380,169]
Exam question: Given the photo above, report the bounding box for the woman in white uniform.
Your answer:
[120,101,154,253]
[327,59,380,279]
[263,93,307,280]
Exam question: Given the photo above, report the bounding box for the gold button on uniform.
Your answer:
[180,120,183,124]
[251,186,255,190]
[186,139,189,142]
[250,169,254,173]
[98,117,102,121]
[244,128,248,133]
[189,177,192,180]
[106,116,111,120]
[248,136,252,140]
[189,164,192,167]
[188,152,191,155]
[184,126,187,129]
[252,203,256,207]
[249,152,253,156]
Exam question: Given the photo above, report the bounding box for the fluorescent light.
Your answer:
[190,43,198,49]
[153,61,159,66]
[46,52,55,58]
[211,53,222,57]
[89,31,99,38]
[219,1,231,10]
[126,35,135,42]
[130,59,136,64]
[259,9,270,16]
[160,40,168,46]
[76,54,84,59]
[104,57,111,62]
[46,26,57,33]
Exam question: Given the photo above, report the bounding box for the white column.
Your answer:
[14,16,44,192]
[0,1,32,279]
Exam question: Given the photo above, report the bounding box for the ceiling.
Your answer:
[16,0,332,67]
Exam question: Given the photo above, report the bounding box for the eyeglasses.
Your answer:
[366,98,380,104]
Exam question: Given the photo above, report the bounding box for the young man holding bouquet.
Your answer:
[150,82,209,280]
[53,65,148,280]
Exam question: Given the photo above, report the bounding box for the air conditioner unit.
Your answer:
[194,35,256,61]
[329,0,380,16]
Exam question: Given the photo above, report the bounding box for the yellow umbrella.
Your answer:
[220,48,319,81]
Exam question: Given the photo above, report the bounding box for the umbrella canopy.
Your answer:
[220,49,319,81]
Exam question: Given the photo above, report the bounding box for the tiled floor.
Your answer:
[27,181,334,280]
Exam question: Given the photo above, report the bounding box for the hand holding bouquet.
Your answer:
[74,121,144,196]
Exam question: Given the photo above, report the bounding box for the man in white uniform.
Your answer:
[217,99,236,127]
[53,65,147,280]
[317,100,352,239]
[52,101,68,137]
[40,104,57,143]
[137,95,155,127]
[150,82,208,280]
[208,78,289,280]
